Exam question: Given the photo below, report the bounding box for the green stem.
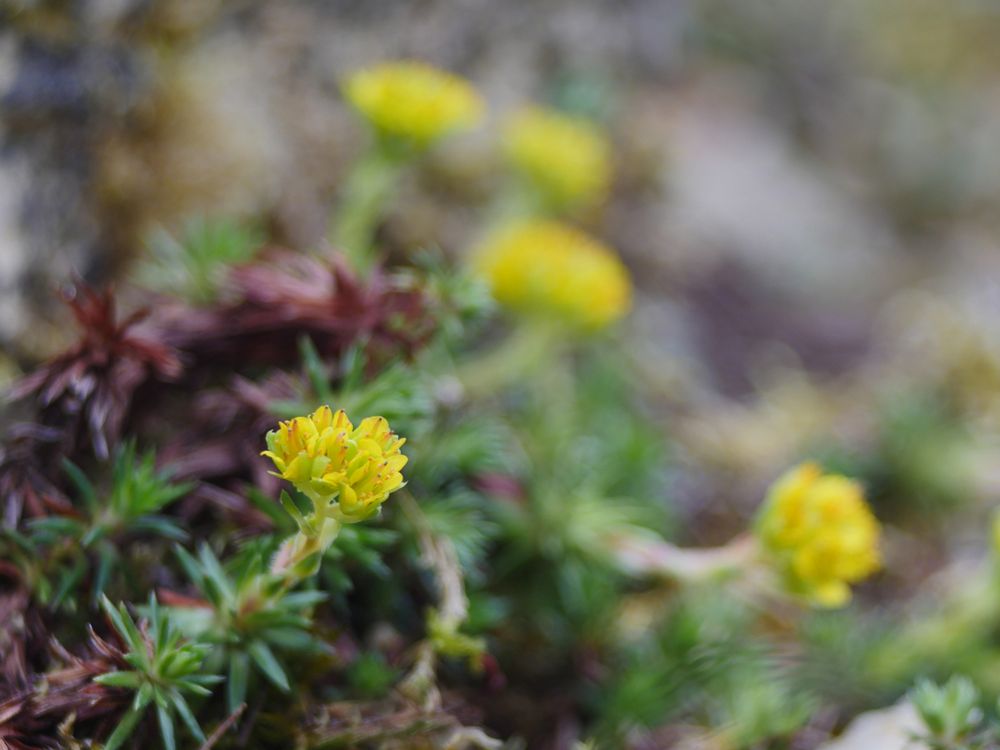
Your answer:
[268,516,342,591]
[330,143,408,273]
[607,532,758,583]
[457,320,565,399]
[464,178,548,262]
[487,178,548,227]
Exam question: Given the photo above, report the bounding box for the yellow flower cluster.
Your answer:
[503,106,612,209]
[474,220,631,330]
[262,405,407,522]
[756,462,881,607]
[343,60,484,145]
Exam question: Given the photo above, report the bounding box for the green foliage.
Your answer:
[599,589,813,747]
[426,607,486,668]
[24,441,190,609]
[321,523,398,599]
[419,491,498,575]
[271,338,436,439]
[96,595,220,750]
[508,346,672,535]
[0,526,53,602]
[68,440,191,544]
[245,482,400,603]
[457,342,674,672]
[406,413,519,487]
[346,651,400,699]
[909,676,996,750]
[795,610,901,711]
[137,217,262,303]
[173,542,326,712]
[569,348,672,501]
[405,249,496,344]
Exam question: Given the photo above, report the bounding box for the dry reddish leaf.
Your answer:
[0,424,73,528]
[11,285,183,460]
[160,249,432,370]
[0,627,129,749]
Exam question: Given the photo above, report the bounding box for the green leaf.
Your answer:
[347,651,398,699]
[237,550,265,590]
[279,491,311,535]
[161,628,185,662]
[100,596,131,644]
[227,650,250,714]
[157,703,176,750]
[26,516,82,538]
[118,604,148,662]
[92,543,116,603]
[81,522,107,548]
[120,606,146,654]
[281,590,328,609]
[170,691,206,743]
[62,458,97,513]
[263,627,321,653]
[301,335,335,401]
[184,673,224,686]
[174,545,203,587]
[159,649,197,678]
[198,544,235,604]
[244,489,292,530]
[322,565,351,594]
[95,671,142,689]
[249,640,290,691]
[152,686,170,710]
[130,516,189,541]
[150,594,168,654]
[103,705,145,750]
[135,681,155,711]
[51,556,87,609]
[0,527,35,554]
[289,550,322,580]
[175,680,213,698]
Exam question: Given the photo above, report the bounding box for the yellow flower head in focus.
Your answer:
[475,220,631,330]
[756,462,881,607]
[343,60,484,145]
[503,106,612,209]
[262,406,407,522]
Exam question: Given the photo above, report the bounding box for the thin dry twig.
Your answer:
[396,491,471,711]
[198,702,246,750]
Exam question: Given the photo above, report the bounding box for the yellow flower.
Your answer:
[343,60,484,145]
[503,106,612,209]
[756,462,881,607]
[474,220,631,330]
[262,405,407,522]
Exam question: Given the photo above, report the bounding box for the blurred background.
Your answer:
[3,0,999,344]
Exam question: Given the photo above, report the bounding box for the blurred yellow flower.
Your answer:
[756,462,881,607]
[343,60,484,145]
[474,220,631,330]
[503,106,612,208]
[262,405,407,522]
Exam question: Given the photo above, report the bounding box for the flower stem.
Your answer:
[269,516,342,590]
[457,320,564,399]
[330,142,407,274]
[607,532,758,583]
